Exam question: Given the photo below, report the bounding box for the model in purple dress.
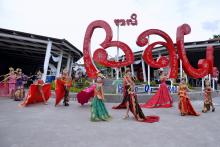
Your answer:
[14,68,25,101]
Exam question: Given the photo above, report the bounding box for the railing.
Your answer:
[117,83,178,94]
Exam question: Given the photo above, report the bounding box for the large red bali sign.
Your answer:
[83,18,218,79]
[83,20,134,78]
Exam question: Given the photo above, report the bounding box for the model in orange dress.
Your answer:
[202,79,215,113]
[178,78,199,116]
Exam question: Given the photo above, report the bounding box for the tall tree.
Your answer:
[213,34,220,39]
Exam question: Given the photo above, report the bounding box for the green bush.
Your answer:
[50,78,91,93]
[187,83,193,89]
[70,87,84,93]
[150,81,157,86]
[172,82,179,86]
[51,81,55,90]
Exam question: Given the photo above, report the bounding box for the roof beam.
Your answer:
[0,36,72,57]
[0,44,70,58]
[0,33,48,44]
[62,42,82,57]
[0,50,44,59]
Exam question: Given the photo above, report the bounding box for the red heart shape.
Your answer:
[83,20,134,78]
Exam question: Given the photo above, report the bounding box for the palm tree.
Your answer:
[213,34,220,39]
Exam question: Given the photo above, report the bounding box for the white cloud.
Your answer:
[0,0,220,60]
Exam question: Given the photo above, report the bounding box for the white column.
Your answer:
[180,60,183,79]
[131,64,134,76]
[212,78,215,91]
[66,54,71,70]
[116,68,119,79]
[147,65,150,86]
[42,41,52,82]
[69,58,73,76]
[141,59,147,82]
[170,79,173,93]
[56,51,63,77]
[208,74,211,82]
[202,78,204,91]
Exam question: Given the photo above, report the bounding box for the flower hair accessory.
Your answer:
[97,72,105,79]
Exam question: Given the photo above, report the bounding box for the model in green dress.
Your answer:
[91,73,111,121]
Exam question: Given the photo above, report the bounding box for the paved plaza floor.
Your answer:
[0,96,220,147]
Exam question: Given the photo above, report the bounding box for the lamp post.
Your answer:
[113,13,138,94]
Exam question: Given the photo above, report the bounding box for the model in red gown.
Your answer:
[20,71,51,107]
[55,68,72,106]
[141,71,173,108]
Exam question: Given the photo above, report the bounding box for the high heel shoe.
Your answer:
[123,115,129,119]
[212,108,215,112]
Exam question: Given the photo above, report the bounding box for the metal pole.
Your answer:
[115,25,120,94]
[141,59,147,82]
[147,36,150,86]
[147,65,150,86]
[42,41,52,82]
[123,56,126,76]
[116,25,119,80]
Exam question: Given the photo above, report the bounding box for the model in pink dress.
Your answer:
[3,67,17,98]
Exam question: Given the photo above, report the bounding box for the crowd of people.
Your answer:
[0,67,217,123]
[0,67,29,101]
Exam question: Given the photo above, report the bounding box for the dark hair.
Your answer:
[95,76,104,83]
[159,70,164,76]
[131,76,136,81]
[125,68,131,73]
[181,78,186,83]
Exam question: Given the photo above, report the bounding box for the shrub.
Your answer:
[50,78,91,93]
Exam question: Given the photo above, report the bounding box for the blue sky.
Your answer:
[0,0,220,63]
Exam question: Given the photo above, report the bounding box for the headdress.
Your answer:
[97,71,105,79]
[37,70,42,75]
[9,67,14,71]
[16,68,22,72]
[63,68,68,74]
